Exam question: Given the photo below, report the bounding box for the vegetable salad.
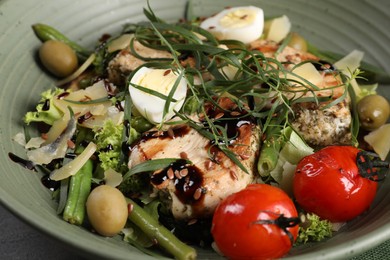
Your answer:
[11,2,390,259]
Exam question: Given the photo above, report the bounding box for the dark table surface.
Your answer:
[1,203,389,259]
[0,204,84,259]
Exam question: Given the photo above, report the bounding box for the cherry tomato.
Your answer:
[211,184,299,260]
[293,146,378,222]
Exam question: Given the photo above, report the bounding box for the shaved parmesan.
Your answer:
[50,142,97,181]
[364,124,390,160]
[104,168,123,187]
[12,132,26,146]
[27,114,77,165]
[25,137,45,149]
[287,63,323,86]
[334,50,364,75]
[266,15,291,43]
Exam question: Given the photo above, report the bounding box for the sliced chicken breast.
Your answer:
[107,40,172,86]
[129,97,260,220]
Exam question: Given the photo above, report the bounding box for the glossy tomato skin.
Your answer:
[211,184,299,260]
[293,146,378,222]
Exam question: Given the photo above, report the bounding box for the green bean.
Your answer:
[126,198,197,260]
[257,124,285,176]
[32,23,91,61]
[258,136,283,176]
[63,159,93,225]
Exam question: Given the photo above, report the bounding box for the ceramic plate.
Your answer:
[0,0,389,259]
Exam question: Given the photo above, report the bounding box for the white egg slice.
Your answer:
[129,67,187,124]
[200,6,264,44]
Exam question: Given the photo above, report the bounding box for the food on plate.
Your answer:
[129,97,260,220]
[39,40,78,77]
[129,67,188,124]
[293,146,386,222]
[9,2,390,259]
[86,185,128,237]
[199,6,264,44]
[357,94,390,131]
[211,184,299,260]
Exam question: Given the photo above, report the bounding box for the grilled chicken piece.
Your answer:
[107,40,172,86]
[291,100,352,146]
[251,39,353,147]
[129,97,260,220]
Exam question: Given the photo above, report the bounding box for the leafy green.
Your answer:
[123,158,191,180]
[118,172,150,197]
[295,213,333,245]
[24,88,65,125]
[93,119,126,172]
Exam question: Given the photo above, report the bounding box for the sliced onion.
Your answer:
[50,142,97,181]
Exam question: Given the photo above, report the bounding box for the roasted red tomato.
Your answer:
[293,146,381,222]
[211,184,299,260]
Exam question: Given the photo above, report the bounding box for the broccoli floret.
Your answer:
[24,88,65,125]
[94,119,124,171]
[118,172,150,197]
[93,119,140,172]
[295,213,333,245]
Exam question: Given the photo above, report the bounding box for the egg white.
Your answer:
[129,67,187,124]
[200,6,264,44]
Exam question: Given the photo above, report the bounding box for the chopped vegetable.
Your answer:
[93,119,126,172]
[126,198,197,260]
[24,88,65,125]
[63,159,93,225]
[295,213,333,245]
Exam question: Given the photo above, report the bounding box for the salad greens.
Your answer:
[24,88,65,125]
[93,119,126,172]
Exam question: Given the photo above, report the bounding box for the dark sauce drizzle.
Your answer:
[151,159,204,205]
[8,152,60,191]
[41,174,60,191]
[8,152,36,171]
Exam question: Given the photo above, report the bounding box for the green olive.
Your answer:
[357,94,390,131]
[39,40,78,77]
[86,185,128,237]
[287,32,308,52]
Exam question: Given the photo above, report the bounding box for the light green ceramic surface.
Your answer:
[0,0,389,259]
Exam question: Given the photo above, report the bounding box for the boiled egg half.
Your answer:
[200,6,264,44]
[129,67,187,124]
